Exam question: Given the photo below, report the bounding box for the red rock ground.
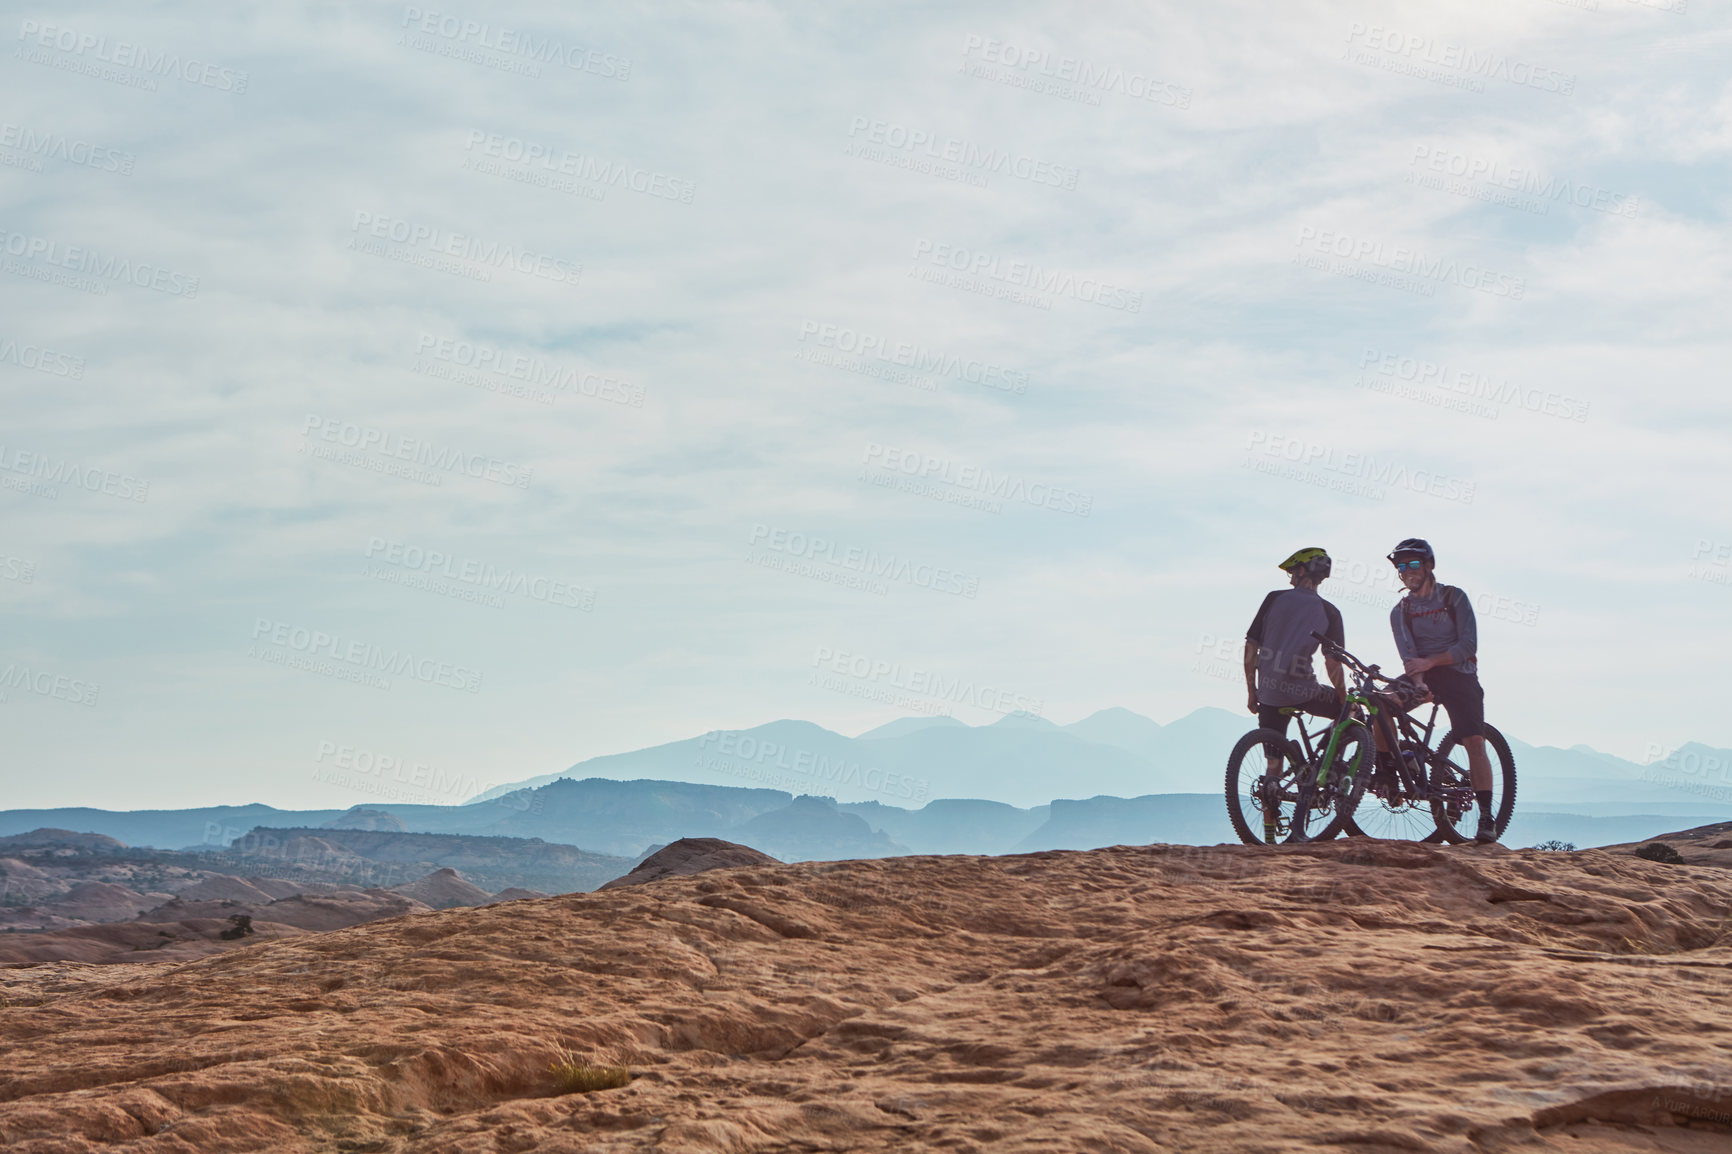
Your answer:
[2,839,1730,1152]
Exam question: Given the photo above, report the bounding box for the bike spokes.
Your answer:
[1428,725,1518,844]
[1346,745,1445,841]
[1225,729,1303,846]
[1290,723,1372,843]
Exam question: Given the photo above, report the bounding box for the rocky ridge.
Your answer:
[1,836,1729,1151]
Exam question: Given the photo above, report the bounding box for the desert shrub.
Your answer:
[1532,840,1576,852]
[1634,843,1685,864]
[549,1051,633,1094]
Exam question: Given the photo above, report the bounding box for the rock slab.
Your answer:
[1,838,1730,1152]
[599,836,779,889]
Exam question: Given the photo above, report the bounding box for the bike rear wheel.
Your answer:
[1290,723,1373,842]
[1224,728,1307,846]
[1428,724,1517,844]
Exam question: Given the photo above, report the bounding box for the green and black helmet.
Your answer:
[1278,546,1332,580]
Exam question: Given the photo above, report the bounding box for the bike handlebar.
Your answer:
[1310,631,1399,686]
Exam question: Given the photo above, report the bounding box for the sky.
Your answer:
[2,0,1729,811]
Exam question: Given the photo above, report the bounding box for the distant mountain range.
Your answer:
[468,707,1253,809]
[471,706,1730,812]
[3,708,1729,862]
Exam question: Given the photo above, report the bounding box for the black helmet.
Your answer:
[1278,546,1332,580]
[1387,538,1434,565]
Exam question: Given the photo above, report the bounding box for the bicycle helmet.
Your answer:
[1387,537,1434,565]
[1278,546,1332,579]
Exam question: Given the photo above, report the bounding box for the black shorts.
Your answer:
[1419,666,1484,739]
[1258,686,1342,736]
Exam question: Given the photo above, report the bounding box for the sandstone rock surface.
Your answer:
[1,839,1730,1152]
[599,836,779,889]
[487,886,551,903]
[1604,821,1732,869]
[0,916,307,964]
[172,874,282,904]
[0,828,128,852]
[391,868,492,910]
[0,891,435,962]
[323,806,409,832]
[49,881,154,922]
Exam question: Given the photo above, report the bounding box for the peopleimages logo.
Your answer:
[250,618,483,693]
[1407,145,1638,219]
[301,415,533,488]
[415,333,642,406]
[348,211,582,287]
[15,20,250,92]
[845,116,1079,190]
[0,228,199,297]
[1642,743,1728,783]
[314,740,539,811]
[365,537,596,610]
[462,131,692,203]
[695,730,931,803]
[0,334,84,379]
[1244,431,1476,504]
[1359,348,1588,422]
[1295,227,1525,300]
[811,646,1043,717]
[1343,22,1576,96]
[0,662,99,707]
[0,443,150,502]
[0,122,135,174]
[748,524,980,598]
[1689,539,1732,588]
[959,35,1192,109]
[797,321,1028,394]
[910,239,1142,312]
[399,7,632,79]
[863,442,1092,517]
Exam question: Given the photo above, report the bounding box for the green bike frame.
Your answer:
[1311,689,1372,792]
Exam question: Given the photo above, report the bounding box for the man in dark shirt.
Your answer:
[1386,537,1498,843]
[1244,547,1346,736]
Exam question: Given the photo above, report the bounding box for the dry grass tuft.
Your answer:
[549,1049,633,1094]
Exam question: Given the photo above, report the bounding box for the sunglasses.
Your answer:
[1391,558,1426,572]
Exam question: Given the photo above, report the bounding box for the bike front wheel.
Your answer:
[1290,723,1373,843]
[1344,739,1448,842]
[1224,728,1307,846]
[1428,724,1517,844]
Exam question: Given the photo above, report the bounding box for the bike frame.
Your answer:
[1312,635,1476,808]
[1287,684,1374,792]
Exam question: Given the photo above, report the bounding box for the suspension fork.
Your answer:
[1314,696,1367,790]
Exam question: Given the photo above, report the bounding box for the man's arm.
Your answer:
[1243,591,1279,715]
[1243,639,1260,715]
[1445,586,1478,667]
[1325,655,1345,704]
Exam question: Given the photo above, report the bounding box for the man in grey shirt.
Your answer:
[1244,547,1346,735]
[1386,537,1497,842]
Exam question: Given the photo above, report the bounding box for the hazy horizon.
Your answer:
[4,701,1723,814]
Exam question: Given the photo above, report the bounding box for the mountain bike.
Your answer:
[1312,633,1518,844]
[1224,701,1373,846]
